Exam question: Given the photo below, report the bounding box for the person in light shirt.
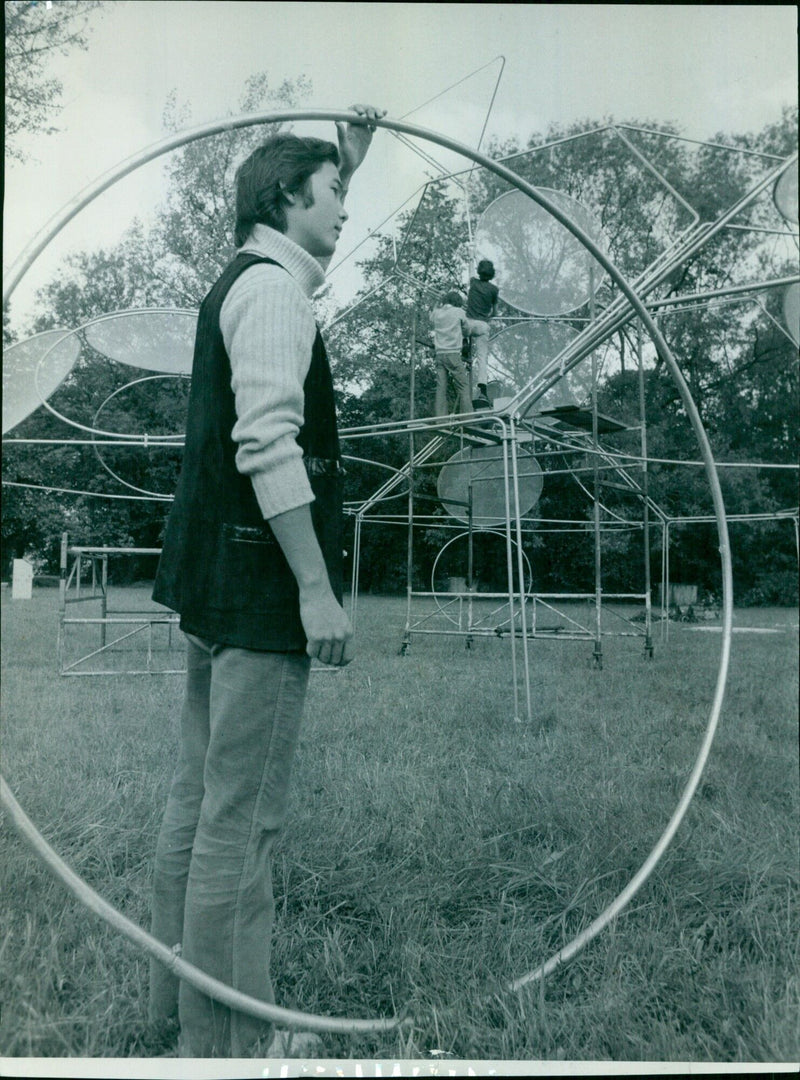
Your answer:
[432,289,472,417]
[149,105,385,1059]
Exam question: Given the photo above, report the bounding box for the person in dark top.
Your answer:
[147,105,384,1059]
[465,259,499,408]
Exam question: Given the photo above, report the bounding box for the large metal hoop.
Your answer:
[2,109,734,1010]
[0,778,404,1036]
[91,374,187,498]
[430,529,533,627]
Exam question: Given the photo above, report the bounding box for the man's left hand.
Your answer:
[336,104,387,182]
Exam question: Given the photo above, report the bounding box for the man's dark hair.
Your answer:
[477,259,495,280]
[234,134,340,245]
[440,289,464,307]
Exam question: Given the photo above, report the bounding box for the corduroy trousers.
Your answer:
[149,633,310,1057]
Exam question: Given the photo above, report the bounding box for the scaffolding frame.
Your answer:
[660,509,800,640]
[345,295,663,724]
[57,534,183,676]
[346,399,658,724]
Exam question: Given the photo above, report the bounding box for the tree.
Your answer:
[126,73,313,307]
[4,0,104,160]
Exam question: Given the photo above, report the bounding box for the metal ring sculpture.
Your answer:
[32,343,185,443]
[2,110,734,1024]
[430,529,533,628]
[92,374,187,499]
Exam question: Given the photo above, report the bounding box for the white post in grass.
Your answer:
[11,558,33,600]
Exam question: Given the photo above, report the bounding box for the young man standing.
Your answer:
[148,105,385,1058]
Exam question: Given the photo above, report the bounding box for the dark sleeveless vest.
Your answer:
[152,253,343,651]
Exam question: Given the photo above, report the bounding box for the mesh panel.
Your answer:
[82,311,198,373]
[437,443,543,526]
[474,189,607,316]
[489,319,594,407]
[784,282,799,347]
[2,330,80,434]
[773,160,798,225]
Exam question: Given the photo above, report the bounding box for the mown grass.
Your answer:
[1,587,798,1063]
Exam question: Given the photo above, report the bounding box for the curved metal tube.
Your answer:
[32,326,184,442]
[429,528,533,628]
[0,777,404,1035]
[4,109,734,1005]
[91,374,186,497]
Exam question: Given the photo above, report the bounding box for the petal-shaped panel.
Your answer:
[82,310,198,374]
[2,329,80,434]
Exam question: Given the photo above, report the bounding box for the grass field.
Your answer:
[1,586,798,1064]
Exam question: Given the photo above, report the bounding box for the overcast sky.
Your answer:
[4,3,797,330]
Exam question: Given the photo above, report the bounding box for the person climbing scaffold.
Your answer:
[465,259,499,409]
[431,289,472,418]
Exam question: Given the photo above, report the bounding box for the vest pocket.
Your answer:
[212,522,296,611]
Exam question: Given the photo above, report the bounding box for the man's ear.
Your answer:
[279,182,296,206]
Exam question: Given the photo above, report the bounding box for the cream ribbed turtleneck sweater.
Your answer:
[219,223,328,520]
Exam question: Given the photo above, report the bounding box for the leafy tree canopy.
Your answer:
[5,0,104,160]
